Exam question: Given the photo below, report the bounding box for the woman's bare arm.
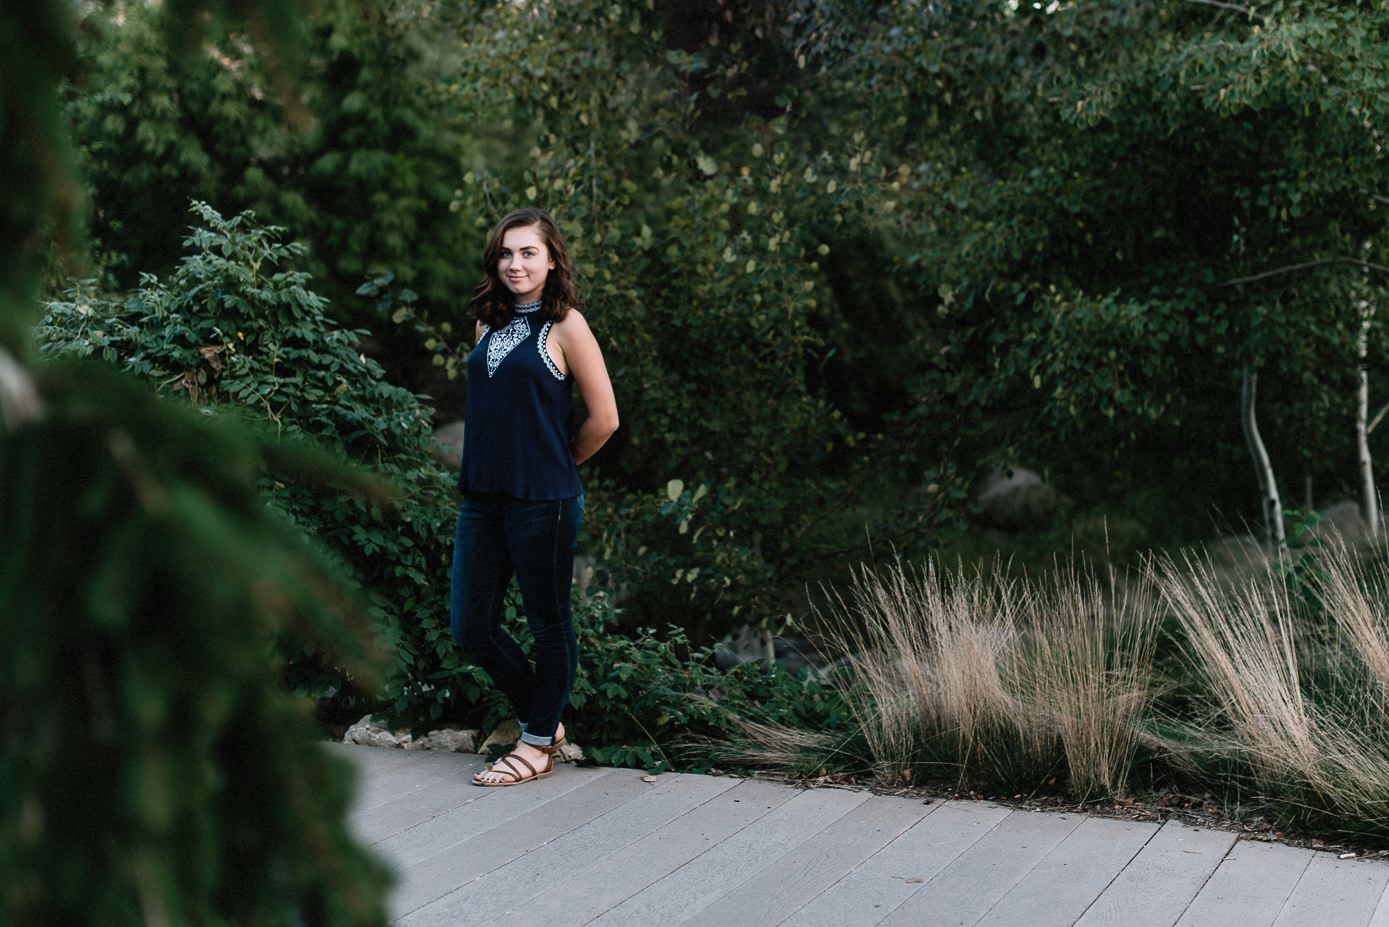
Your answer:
[553,310,618,465]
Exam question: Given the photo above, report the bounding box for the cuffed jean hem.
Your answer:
[519,730,555,747]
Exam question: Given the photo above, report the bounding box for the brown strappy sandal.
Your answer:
[473,746,556,787]
[481,724,566,772]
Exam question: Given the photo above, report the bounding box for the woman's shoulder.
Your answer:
[550,306,592,335]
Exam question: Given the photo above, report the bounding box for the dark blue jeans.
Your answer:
[449,491,583,746]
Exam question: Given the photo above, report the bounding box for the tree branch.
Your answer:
[1181,0,1266,23]
[1369,399,1389,435]
[1220,257,1389,286]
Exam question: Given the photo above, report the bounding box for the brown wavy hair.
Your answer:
[470,207,583,329]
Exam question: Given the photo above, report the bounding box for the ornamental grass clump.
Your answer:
[1153,546,1389,836]
[1014,563,1159,799]
[812,557,1158,799]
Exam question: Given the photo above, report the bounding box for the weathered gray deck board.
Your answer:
[1175,840,1313,927]
[330,745,1389,927]
[512,778,799,927]
[587,785,871,926]
[372,765,611,864]
[877,809,1086,927]
[1074,820,1238,927]
[972,816,1158,927]
[1271,854,1389,927]
[679,793,934,927]
[387,767,653,919]
[335,745,467,812]
[352,763,488,844]
[788,799,1014,927]
[398,772,743,926]
[1369,880,1389,927]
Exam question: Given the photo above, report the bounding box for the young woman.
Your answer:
[450,207,618,787]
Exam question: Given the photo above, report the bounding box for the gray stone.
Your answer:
[344,714,412,749]
[1310,499,1372,545]
[713,626,828,674]
[479,718,522,754]
[976,466,1059,531]
[429,420,466,470]
[408,727,478,753]
[344,716,484,753]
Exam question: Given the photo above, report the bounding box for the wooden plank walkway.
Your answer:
[326,742,1389,927]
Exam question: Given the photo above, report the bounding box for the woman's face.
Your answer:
[498,225,554,304]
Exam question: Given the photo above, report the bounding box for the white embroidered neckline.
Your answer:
[481,301,564,379]
[485,315,530,377]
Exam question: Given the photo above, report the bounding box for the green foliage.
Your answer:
[38,203,461,726]
[1,360,391,925]
[473,589,855,774]
[791,0,1389,513]
[66,1,472,310]
[35,203,847,756]
[433,0,923,634]
[1,1,81,358]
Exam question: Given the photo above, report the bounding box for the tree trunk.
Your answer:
[1241,366,1286,553]
[0,345,43,430]
[1358,300,1380,541]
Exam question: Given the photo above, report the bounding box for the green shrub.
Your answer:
[38,202,464,727]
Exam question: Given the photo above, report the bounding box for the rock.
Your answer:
[714,626,763,670]
[976,466,1059,531]
[430,420,466,470]
[479,718,522,754]
[1309,500,1372,545]
[714,625,828,674]
[343,715,483,753]
[409,727,478,753]
[343,715,412,749]
[1207,533,1270,568]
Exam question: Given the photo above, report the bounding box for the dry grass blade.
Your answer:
[1318,541,1389,698]
[1152,552,1319,785]
[808,555,1156,799]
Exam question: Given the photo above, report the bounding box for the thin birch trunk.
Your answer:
[0,345,43,430]
[1241,366,1286,553]
[1358,300,1379,540]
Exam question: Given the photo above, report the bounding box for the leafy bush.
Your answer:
[65,2,472,310]
[38,202,464,726]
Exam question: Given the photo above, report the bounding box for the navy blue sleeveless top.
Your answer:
[458,300,582,500]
